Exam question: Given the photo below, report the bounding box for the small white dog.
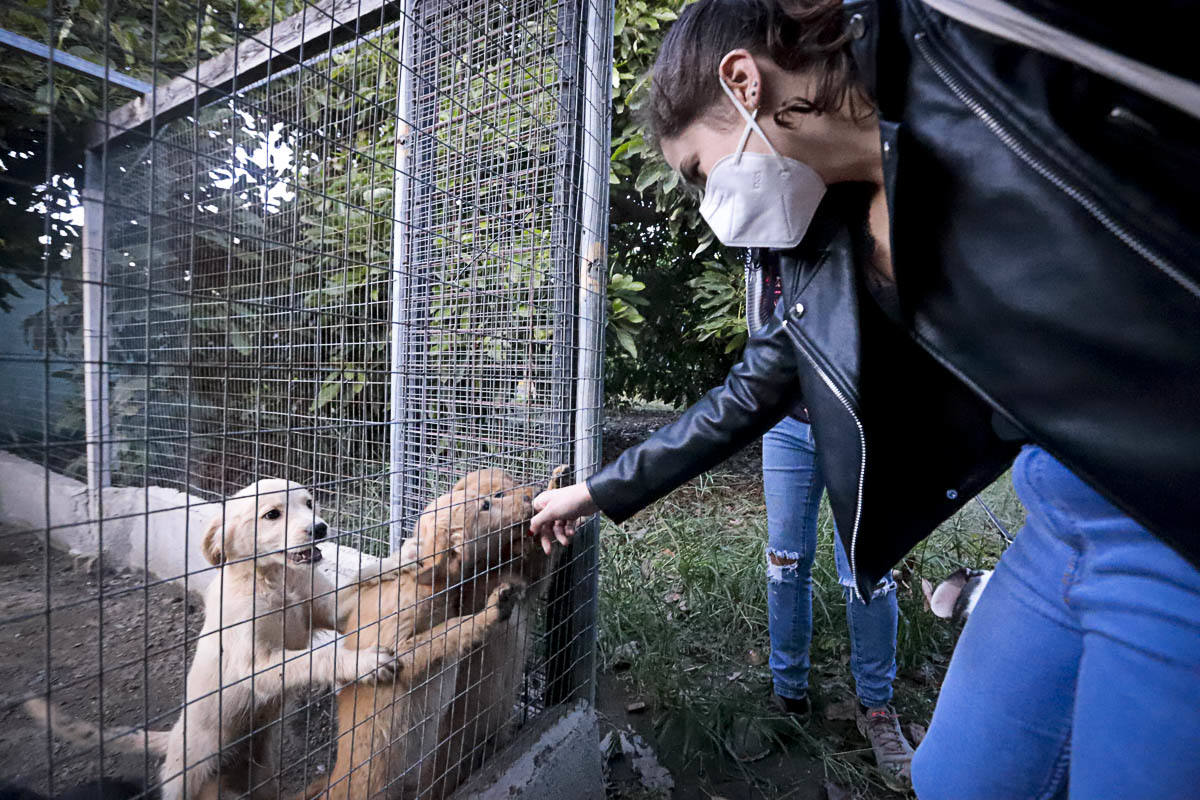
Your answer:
[28,479,396,800]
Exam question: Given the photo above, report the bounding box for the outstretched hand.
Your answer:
[529,481,600,555]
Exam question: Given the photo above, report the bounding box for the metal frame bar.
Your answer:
[0,27,155,94]
[546,0,612,708]
[389,0,437,531]
[388,0,417,551]
[88,0,400,147]
[572,0,614,707]
[542,0,586,708]
[82,149,113,502]
[573,2,610,487]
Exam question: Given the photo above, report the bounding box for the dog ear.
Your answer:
[201,511,227,566]
[415,561,438,585]
[929,568,970,619]
[414,547,457,586]
[416,529,467,586]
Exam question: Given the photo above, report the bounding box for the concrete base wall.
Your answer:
[458,702,604,799]
[0,451,379,602]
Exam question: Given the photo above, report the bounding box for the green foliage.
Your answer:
[24,4,569,510]
[0,0,301,303]
[607,0,750,407]
[687,256,747,354]
[2,0,754,476]
[0,0,299,125]
[603,218,739,408]
[608,269,648,358]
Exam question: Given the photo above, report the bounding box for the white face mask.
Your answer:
[698,72,827,250]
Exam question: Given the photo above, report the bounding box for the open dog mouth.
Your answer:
[291,546,323,565]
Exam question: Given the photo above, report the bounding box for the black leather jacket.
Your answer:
[589,0,1200,600]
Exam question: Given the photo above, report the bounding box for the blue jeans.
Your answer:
[762,416,899,708]
[913,446,1200,799]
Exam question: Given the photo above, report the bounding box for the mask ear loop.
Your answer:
[732,118,754,165]
[718,71,782,162]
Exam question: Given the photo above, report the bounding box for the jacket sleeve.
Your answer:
[586,315,800,523]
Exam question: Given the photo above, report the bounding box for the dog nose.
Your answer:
[312,521,328,539]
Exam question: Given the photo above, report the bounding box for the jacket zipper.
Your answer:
[783,318,868,603]
[913,32,1200,302]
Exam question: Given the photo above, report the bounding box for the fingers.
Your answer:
[538,517,580,554]
[554,519,573,546]
[529,507,555,541]
[530,482,592,554]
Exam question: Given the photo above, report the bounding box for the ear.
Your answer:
[201,512,226,566]
[717,49,764,113]
[415,545,456,586]
[415,530,466,586]
[929,568,969,619]
[415,562,438,586]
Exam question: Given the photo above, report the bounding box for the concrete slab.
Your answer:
[459,701,604,799]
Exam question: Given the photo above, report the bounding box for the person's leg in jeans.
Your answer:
[833,535,899,709]
[763,417,911,784]
[912,446,1200,799]
[832,510,910,784]
[761,416,824,704]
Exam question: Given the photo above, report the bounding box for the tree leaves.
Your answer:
[607,0,749,404]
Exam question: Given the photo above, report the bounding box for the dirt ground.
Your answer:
[596,671,832,800]
[0,525,338,795]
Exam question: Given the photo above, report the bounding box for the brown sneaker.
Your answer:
[856,704,914,791]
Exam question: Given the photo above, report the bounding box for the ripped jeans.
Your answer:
[762,416,899,707]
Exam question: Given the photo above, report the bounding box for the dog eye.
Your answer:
[305,498,313,509]
[479,499,491,511]
[494,490,505,498]
[263,509,281,520]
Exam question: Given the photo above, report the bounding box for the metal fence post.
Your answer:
[389,0,418,553]
[82,148,112,509]
[545,0,612,707]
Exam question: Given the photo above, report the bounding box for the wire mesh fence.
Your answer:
[0,0,611,795]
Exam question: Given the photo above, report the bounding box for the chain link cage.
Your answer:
[0,0,611,795]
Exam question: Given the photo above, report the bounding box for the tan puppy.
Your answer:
[304,469,553,800]
[28,480,396,800]
[423,468,561,797]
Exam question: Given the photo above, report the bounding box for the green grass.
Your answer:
[597,468,1024,796]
